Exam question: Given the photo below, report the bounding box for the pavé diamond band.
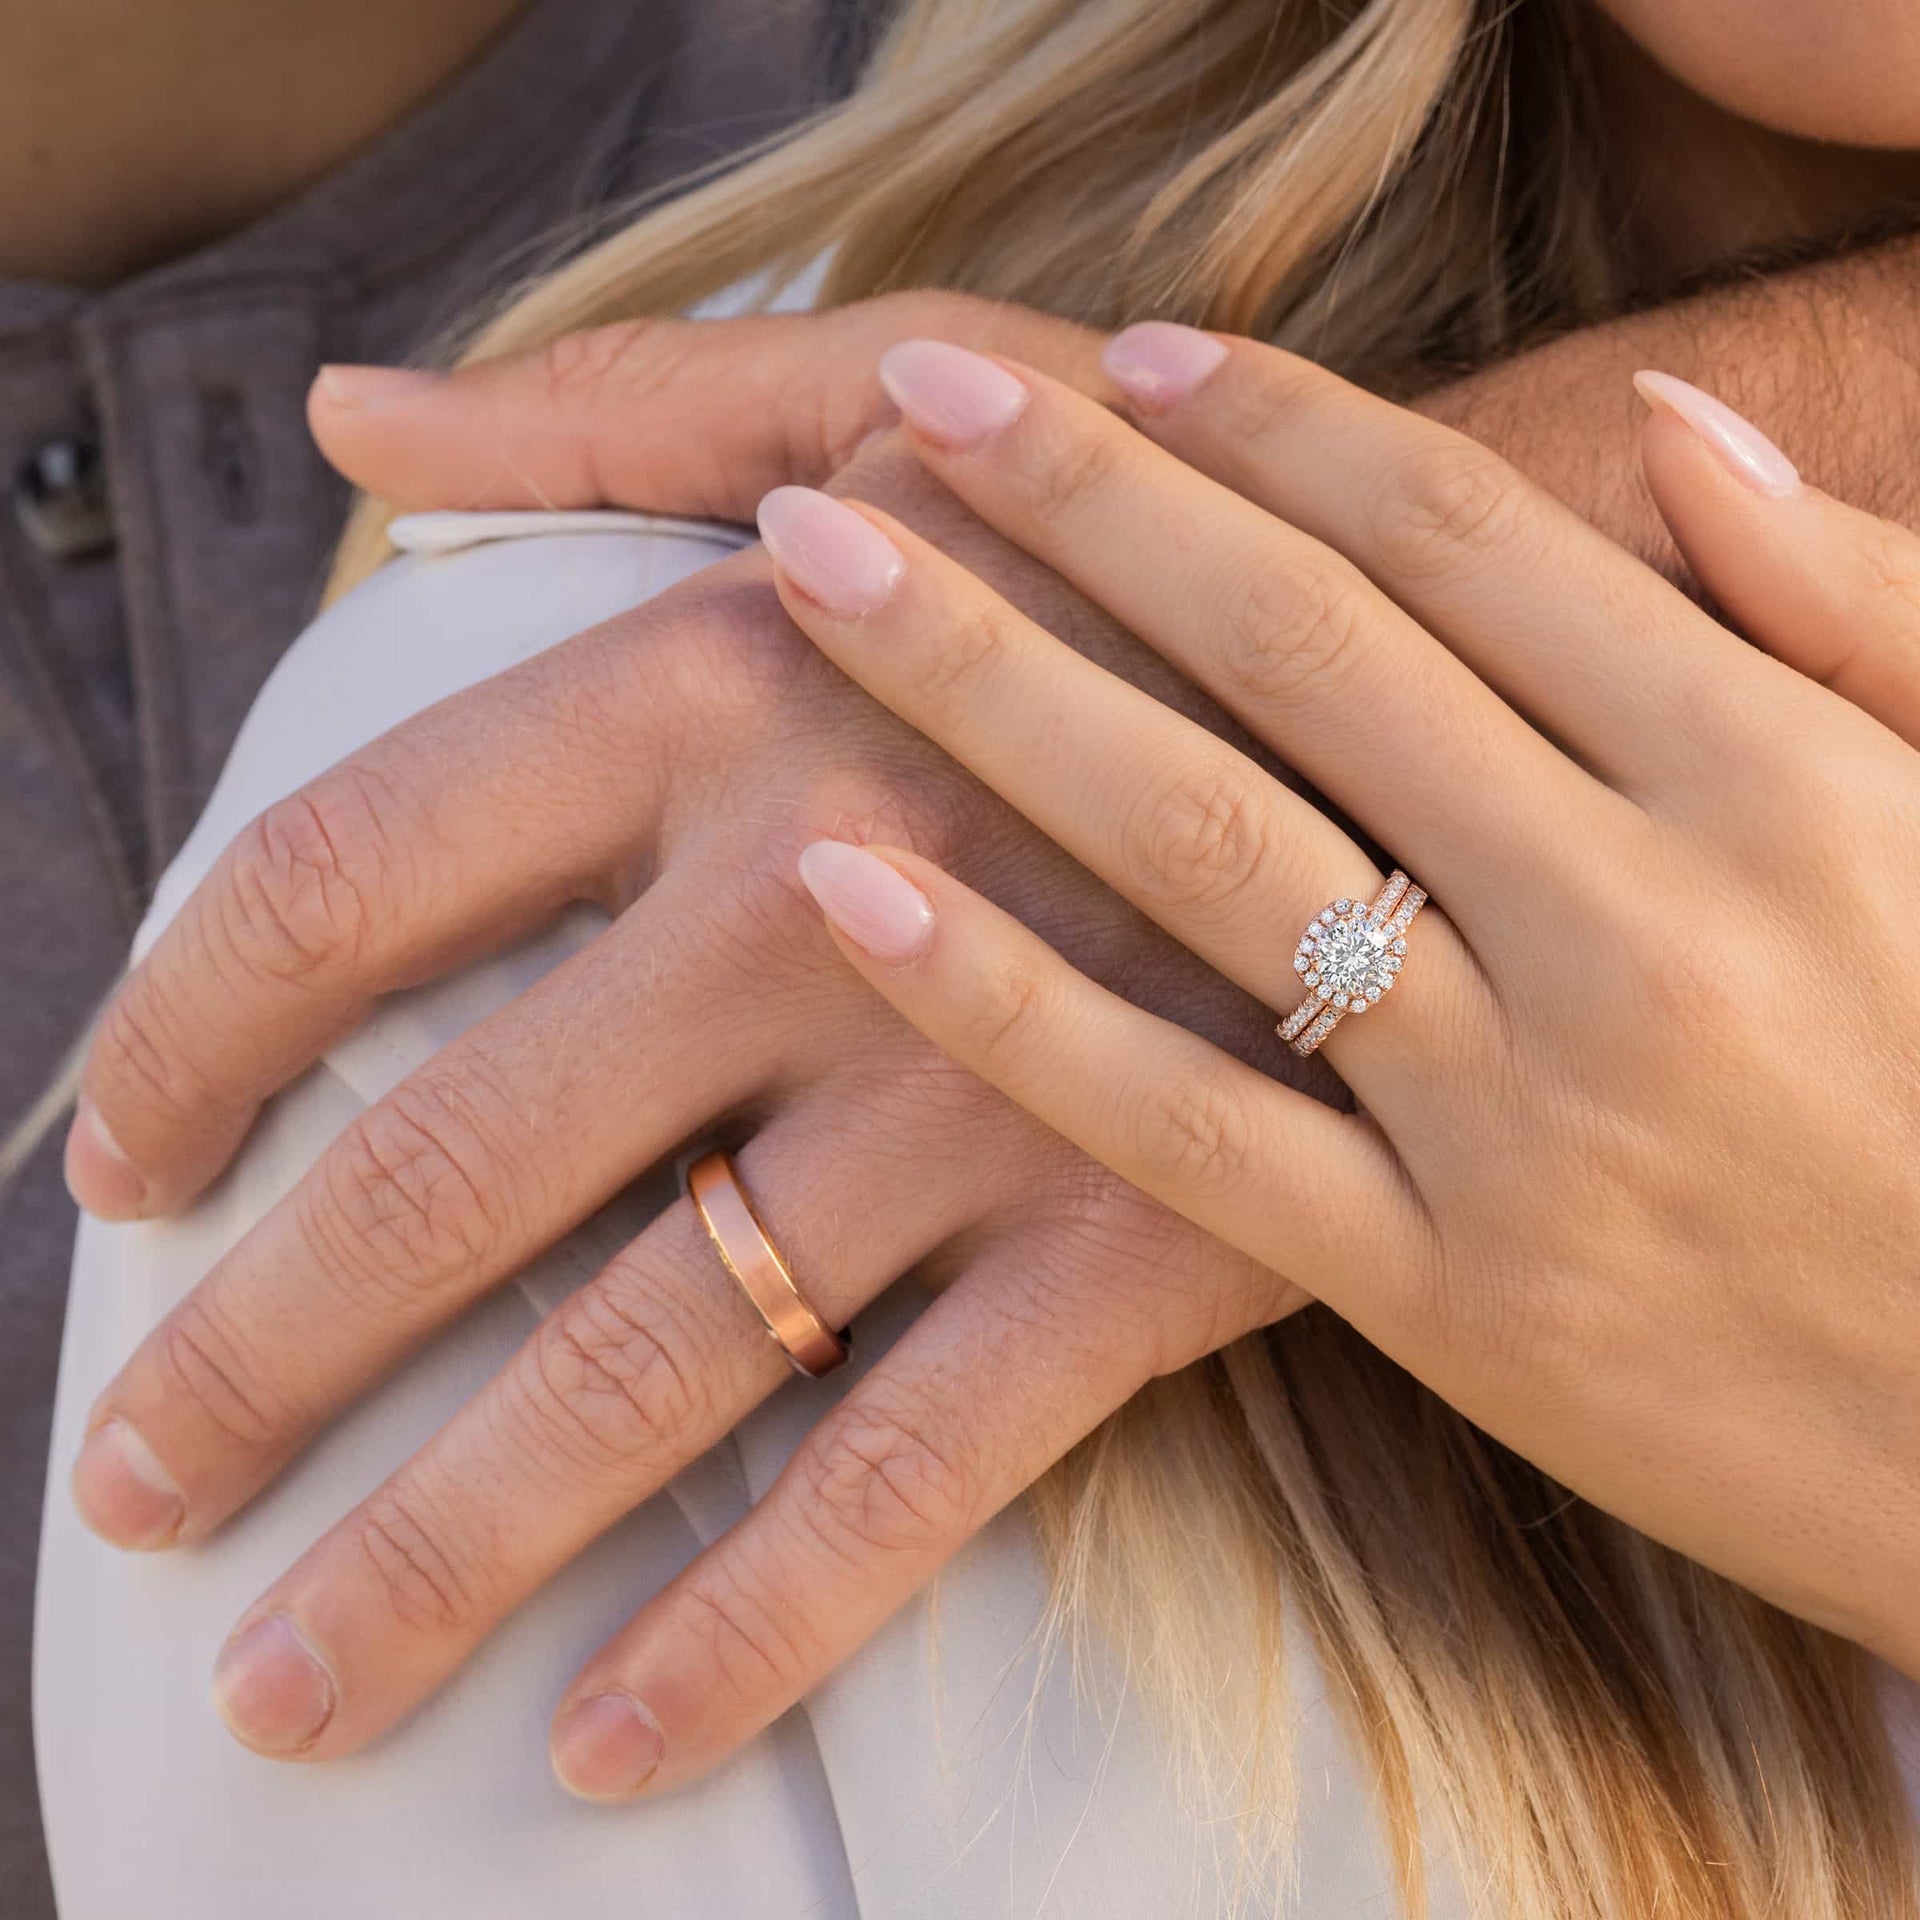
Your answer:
[1277,870,1427,1057]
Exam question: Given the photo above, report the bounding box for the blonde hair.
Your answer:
[328,1,1916,1913]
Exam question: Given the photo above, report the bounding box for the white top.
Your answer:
[35,514,1431,1918]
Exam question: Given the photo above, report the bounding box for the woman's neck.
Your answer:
[1581,11,1920,284]
[0,0,530,290]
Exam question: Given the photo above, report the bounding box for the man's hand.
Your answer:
[64,371,1316,1794]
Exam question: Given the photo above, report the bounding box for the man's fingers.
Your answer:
[1638,370,1920,747]
[69,861,804,1551]
[308,297,1109,524]
[206,1085,1021,1760]
[547,1211,1293,1798]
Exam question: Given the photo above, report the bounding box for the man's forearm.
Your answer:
[1421,233,1920,573]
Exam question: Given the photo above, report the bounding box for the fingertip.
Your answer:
[64,1098,149,1219]
[550,1691,665,1802]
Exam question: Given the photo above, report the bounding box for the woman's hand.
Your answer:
[753,331,1920,1680]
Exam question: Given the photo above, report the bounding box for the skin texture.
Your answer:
[769,328,1920,1706]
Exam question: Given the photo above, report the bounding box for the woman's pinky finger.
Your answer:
[792,840,1424,1301]
[550,1209,1298,1799]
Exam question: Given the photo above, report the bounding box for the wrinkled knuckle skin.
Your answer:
[87,973,219,1131]
[1025,427,1127,533]
[1124,764,1275,919]
[906,599,1015,712]
[154,1296,290,1453]
[962,958,1054,1079]
[674,1565,814,1695]
[1374,442,1530,583]
[308,1079,518,1297]
[511,1282,710,1475]
[354,1490,477,1636]
[1213,559,1370,715]
[221,770,404,986]
[798,1400,980,1565]
[1136,1080,1256,1197]
[537,322,657,407]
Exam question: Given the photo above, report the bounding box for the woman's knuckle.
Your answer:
[963,958,1053,1075]
[1026,427,1125,530]
[1136,1078,1257,1195]
[1124,763,1274,917]
[1214,559,1369,712]
[1375,442,1529,581]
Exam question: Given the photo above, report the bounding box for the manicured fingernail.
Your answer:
[214,1614,337,1755]
[798,841,935,963]
[552,1692,665,1801]
[757,486,905,617]
[64,1098,147,1218]
[1633,370,1799,498]
[877,339,1030,448]
[1102,323,1230,411]
[312,364,443,410]
[71,1417,184,1550]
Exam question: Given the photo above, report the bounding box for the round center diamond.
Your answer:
[1313,915,1390,997]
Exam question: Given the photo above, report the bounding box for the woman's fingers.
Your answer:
[1096,324,1780,796]
[70,865,795,1552]
[795,842,1423,1296]
[1636,370,1920,746]
[66,616,680,1222]
[757,486,1492,1091]
[209,1086,1006,1759]
[549,1214,1294,1798]
[867,341,1616,927]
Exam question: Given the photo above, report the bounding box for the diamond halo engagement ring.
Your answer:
[1278,870,1428,1057]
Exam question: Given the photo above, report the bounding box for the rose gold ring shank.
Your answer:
[687,1150,849,1379]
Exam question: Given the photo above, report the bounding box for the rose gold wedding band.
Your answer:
[1277,869,1428,1057]
[687,1150,849,1379]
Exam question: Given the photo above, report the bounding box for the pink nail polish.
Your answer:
[1102,323,1230,411]
[214,1614,337,1755]
[71,1417,184,1550]
[313,365,443,410]
[877,340,1030,448]
[64,1098,147,1218]
[797,841,935,963]
[756,486,905,618]
[551,1692,665,1801]
[1633,370,1799,498]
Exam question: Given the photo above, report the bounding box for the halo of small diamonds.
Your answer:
[1279,872,1428,1056]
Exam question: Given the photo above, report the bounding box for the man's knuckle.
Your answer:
[675,1567,811,1690]
[536,321,657,406]
[514,1281,709,1471]
[354,1490,477,1635]
[156,1298,287,1450]
[1376,442,1530,580]
[312,1079,517,1291]
[88,977,214,1123]
[799,1399,979,1562]
[221,770,404,984]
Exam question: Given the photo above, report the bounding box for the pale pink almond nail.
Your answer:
[1102,322,1230,411]
[877,340,1030,448]
[214,1614,337,1755]
[64,1097,147,1218]
[1634,370,1800,499]
[312,365,443,410]
[798,841,935,963]
[71,1417,185,1550]
[551,1692,665,1801]
[757,486,905,618]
